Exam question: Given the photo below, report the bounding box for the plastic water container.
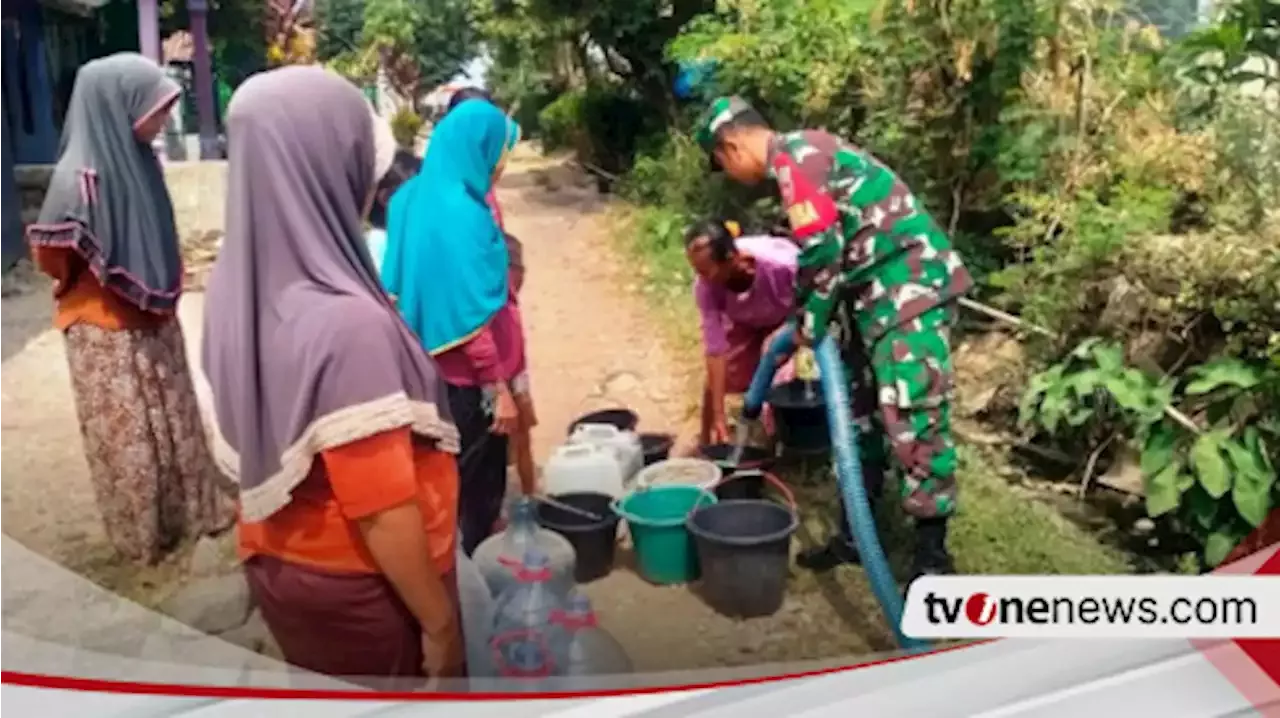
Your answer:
[455,546,497,681]
[489,549,570,690]
[633,457,721,491]
[544,442,627,498]
[547,590,632,690]
[568,423,644,485]
[474,497,576,598]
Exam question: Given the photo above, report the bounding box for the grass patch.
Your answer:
[608,202,1136,578]
[948,445,1132,575]
[605,205,701,356]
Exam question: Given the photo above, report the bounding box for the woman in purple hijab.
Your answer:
[202,66,465,687]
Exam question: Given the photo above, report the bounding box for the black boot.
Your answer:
[796,535,861,572]
[909,517,956,583]
[797,494,873,573]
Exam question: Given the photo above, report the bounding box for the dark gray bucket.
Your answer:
[686,473,798,619]
[535,492,620,583]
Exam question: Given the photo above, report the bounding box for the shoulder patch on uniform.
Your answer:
[772,155,796,204]
[773,150,839,240]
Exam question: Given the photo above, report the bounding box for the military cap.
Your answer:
[694,95,757,151]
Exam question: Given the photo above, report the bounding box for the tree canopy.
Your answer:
[315,0,479,103]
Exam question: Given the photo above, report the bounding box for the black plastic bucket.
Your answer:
[687,473,798,619]
[534,492,620,583]
[768,380,830,455]
[696,444,774,500]
[567,408,639,437]
[714,468,768,501]
[640,432,675,466]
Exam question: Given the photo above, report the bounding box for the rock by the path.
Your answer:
[959,386,999,418]
[261,634,285,662]
[603,371,642,396]
[160,573,254,634]
[186,534,230,573]
[219,609,270,653]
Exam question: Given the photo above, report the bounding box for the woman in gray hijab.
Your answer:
[25,53,233,565]
[203,65,465,687]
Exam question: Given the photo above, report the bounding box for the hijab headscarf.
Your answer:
[25,53,183,312]
[381,99,520,355]
[202,65,458,523]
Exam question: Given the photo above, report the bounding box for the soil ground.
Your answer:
[1,151,897,672]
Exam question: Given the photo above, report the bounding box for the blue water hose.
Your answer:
[742,323,928,652]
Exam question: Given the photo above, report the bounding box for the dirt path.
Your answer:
[0,152,893,673]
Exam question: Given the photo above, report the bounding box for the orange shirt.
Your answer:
[239,427,459,577]
[32,245,166,331]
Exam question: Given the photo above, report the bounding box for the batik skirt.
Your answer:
[64,319,234,564]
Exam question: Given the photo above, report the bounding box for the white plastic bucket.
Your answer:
[632,457,721,493]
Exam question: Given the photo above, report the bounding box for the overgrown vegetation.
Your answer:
[485,0,1279,569]
[314,0,478,106]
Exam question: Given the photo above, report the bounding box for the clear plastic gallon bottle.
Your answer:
[454,546,497,683]
[547,590,633,690]
[488,549,569,691]
[473,496,576,597]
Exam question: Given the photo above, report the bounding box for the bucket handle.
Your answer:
[610,486,718,526]
[713,470,797,515]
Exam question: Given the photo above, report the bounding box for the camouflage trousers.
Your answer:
[838,303,959,521]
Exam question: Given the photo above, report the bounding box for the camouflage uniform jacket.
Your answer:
[768,130,973,345]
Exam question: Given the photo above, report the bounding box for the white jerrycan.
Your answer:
[543,442,627,498]
[568,423,644,486]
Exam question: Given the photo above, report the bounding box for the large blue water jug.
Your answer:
[548,590,632,689]
[489,549,569,690]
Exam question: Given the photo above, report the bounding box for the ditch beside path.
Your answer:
[0,152,894,676]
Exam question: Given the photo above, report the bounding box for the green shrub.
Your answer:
[1021,339,1280,568]
[537,83,664,174]
[388,107,424,149]
[538,90,588,153]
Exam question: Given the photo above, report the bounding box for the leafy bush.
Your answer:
[537,90,589,153]
[1021,339,1279,567]
[388,106,424,149]
[538,83,665,174]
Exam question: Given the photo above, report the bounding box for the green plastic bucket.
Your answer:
[613,485,718,585]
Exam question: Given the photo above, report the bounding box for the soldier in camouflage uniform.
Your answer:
[696,96,972,580]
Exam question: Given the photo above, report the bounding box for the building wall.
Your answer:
[15,161,229,245]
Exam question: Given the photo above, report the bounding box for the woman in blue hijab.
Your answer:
[382,99,523,555]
